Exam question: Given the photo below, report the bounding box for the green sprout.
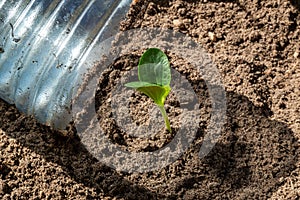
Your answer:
[125,48,172,132]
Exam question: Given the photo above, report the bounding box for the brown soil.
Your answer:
[1,0,300,199]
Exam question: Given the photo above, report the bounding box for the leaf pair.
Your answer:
[125,48,172,132]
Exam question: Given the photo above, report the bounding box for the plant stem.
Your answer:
[158,104,171,133]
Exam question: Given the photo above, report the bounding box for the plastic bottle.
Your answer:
[0,0,131,129]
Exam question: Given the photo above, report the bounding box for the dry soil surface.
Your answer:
[1,0,300,199]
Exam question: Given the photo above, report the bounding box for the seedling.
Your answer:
[125,48,172,132]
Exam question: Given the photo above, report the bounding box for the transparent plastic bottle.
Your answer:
[0,0,131,129]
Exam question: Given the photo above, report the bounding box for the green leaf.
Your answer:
[138,48,171,86]
[137,85,171,106]
[125,82,171,106]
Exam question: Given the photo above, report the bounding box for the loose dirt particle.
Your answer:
[208,32,216,42]
[173,19,184,29]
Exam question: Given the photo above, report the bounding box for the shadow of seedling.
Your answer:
[0,100,159,199]
[193,91,299,199]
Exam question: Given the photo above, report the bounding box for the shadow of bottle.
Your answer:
[0,99,160,199]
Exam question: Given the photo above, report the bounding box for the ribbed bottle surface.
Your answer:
[0,0,131,128]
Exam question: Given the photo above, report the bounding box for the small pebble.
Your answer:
[208,32,217,41]
[173,19,184,28]
[178,8,186,15]
[293,51,299,58]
